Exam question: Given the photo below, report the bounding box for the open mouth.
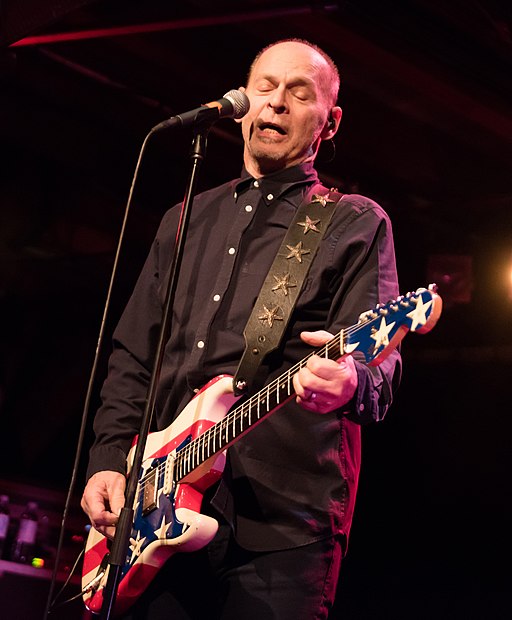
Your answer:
[258,122,286,135]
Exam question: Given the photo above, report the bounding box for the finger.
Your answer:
[83,494,119,531]
[108,477,126,516]
[300,330,334,347]
[305,355,345,383]
[82,472,126,529]
[292,368,318,400]
[96,525,117,541]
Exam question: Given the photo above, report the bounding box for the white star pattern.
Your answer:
[129,530,147,564]
[154,514,171,540]
[370,317,396,353]
[407,296,433,331]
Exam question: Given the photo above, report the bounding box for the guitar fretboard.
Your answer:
[173,333,343,482]
[171,286,438,483]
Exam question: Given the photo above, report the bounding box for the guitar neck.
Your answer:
[174,334,343,481]
[172,284,442,483]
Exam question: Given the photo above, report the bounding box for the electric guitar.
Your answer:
[82,285,442,616]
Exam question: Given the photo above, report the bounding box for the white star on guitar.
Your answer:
[129,530,146,564]
[370,317,396,353]
[407,295,433,331]
[154,512,171,540]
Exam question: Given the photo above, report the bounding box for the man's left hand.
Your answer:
[293,330,358,414]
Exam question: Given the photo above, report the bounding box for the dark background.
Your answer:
[1,1,511,618]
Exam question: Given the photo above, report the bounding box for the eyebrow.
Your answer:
[254,74,316,89]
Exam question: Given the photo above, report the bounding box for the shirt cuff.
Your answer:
[86,445,128,481]
[342,360,384,425]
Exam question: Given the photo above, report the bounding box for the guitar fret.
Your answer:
[206,432,211,460]
[185,446,191,476]
[209,428,214,456]
[182,453,187,479]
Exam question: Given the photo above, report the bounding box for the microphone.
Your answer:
[152,89,250,132]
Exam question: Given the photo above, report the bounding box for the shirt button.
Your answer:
[228,247,236,255]
[245,205,253,213]
[233,191,238,199]
[197,340,205,349]
[193,388,199,394]
[267,193,274,201]
[359,403,365,412]
[253,180,260,188]
[213,294,221,302]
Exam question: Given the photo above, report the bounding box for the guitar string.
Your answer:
[135,310,395,491]
[169,316,369,477]
[135,328,350,493]
[135,293,422,492]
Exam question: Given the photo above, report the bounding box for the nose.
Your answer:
[267,85,287,113]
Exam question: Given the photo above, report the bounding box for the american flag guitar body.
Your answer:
[82,285,442,616]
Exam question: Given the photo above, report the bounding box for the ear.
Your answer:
[321,106,342,140]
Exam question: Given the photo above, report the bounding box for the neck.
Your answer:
[244,153,317,179]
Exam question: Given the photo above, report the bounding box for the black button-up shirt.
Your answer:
[87,161,401,552]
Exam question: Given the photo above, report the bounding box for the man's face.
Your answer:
[241,41,334,177]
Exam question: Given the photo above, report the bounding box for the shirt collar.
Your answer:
[234,162,319,206]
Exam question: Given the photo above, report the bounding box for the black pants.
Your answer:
[122,523,342,620]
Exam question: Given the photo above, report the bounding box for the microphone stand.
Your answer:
[99,123,211,619]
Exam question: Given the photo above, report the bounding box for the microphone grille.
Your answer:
[223,89,250,119]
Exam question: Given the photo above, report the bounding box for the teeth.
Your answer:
[260,124,284,135]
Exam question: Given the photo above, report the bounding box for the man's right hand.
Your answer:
[81,470,126,540]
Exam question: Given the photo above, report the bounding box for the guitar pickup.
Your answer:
[142,467,158,516]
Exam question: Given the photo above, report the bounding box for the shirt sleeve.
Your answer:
[325,193,402,425]
[85,208,177,480]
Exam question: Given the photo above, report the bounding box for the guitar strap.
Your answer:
[233,184,344,396]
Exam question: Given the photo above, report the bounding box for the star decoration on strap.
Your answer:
[370,317,396,354]
[407,295,433,331]
[129,530,147,564]
[272,272,297,296]
[312,193,335,207]
[298,215,321,234]
[258,305,284,328]
[286,241,310,263]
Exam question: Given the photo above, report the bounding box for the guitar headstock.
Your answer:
[343,284,442,366]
